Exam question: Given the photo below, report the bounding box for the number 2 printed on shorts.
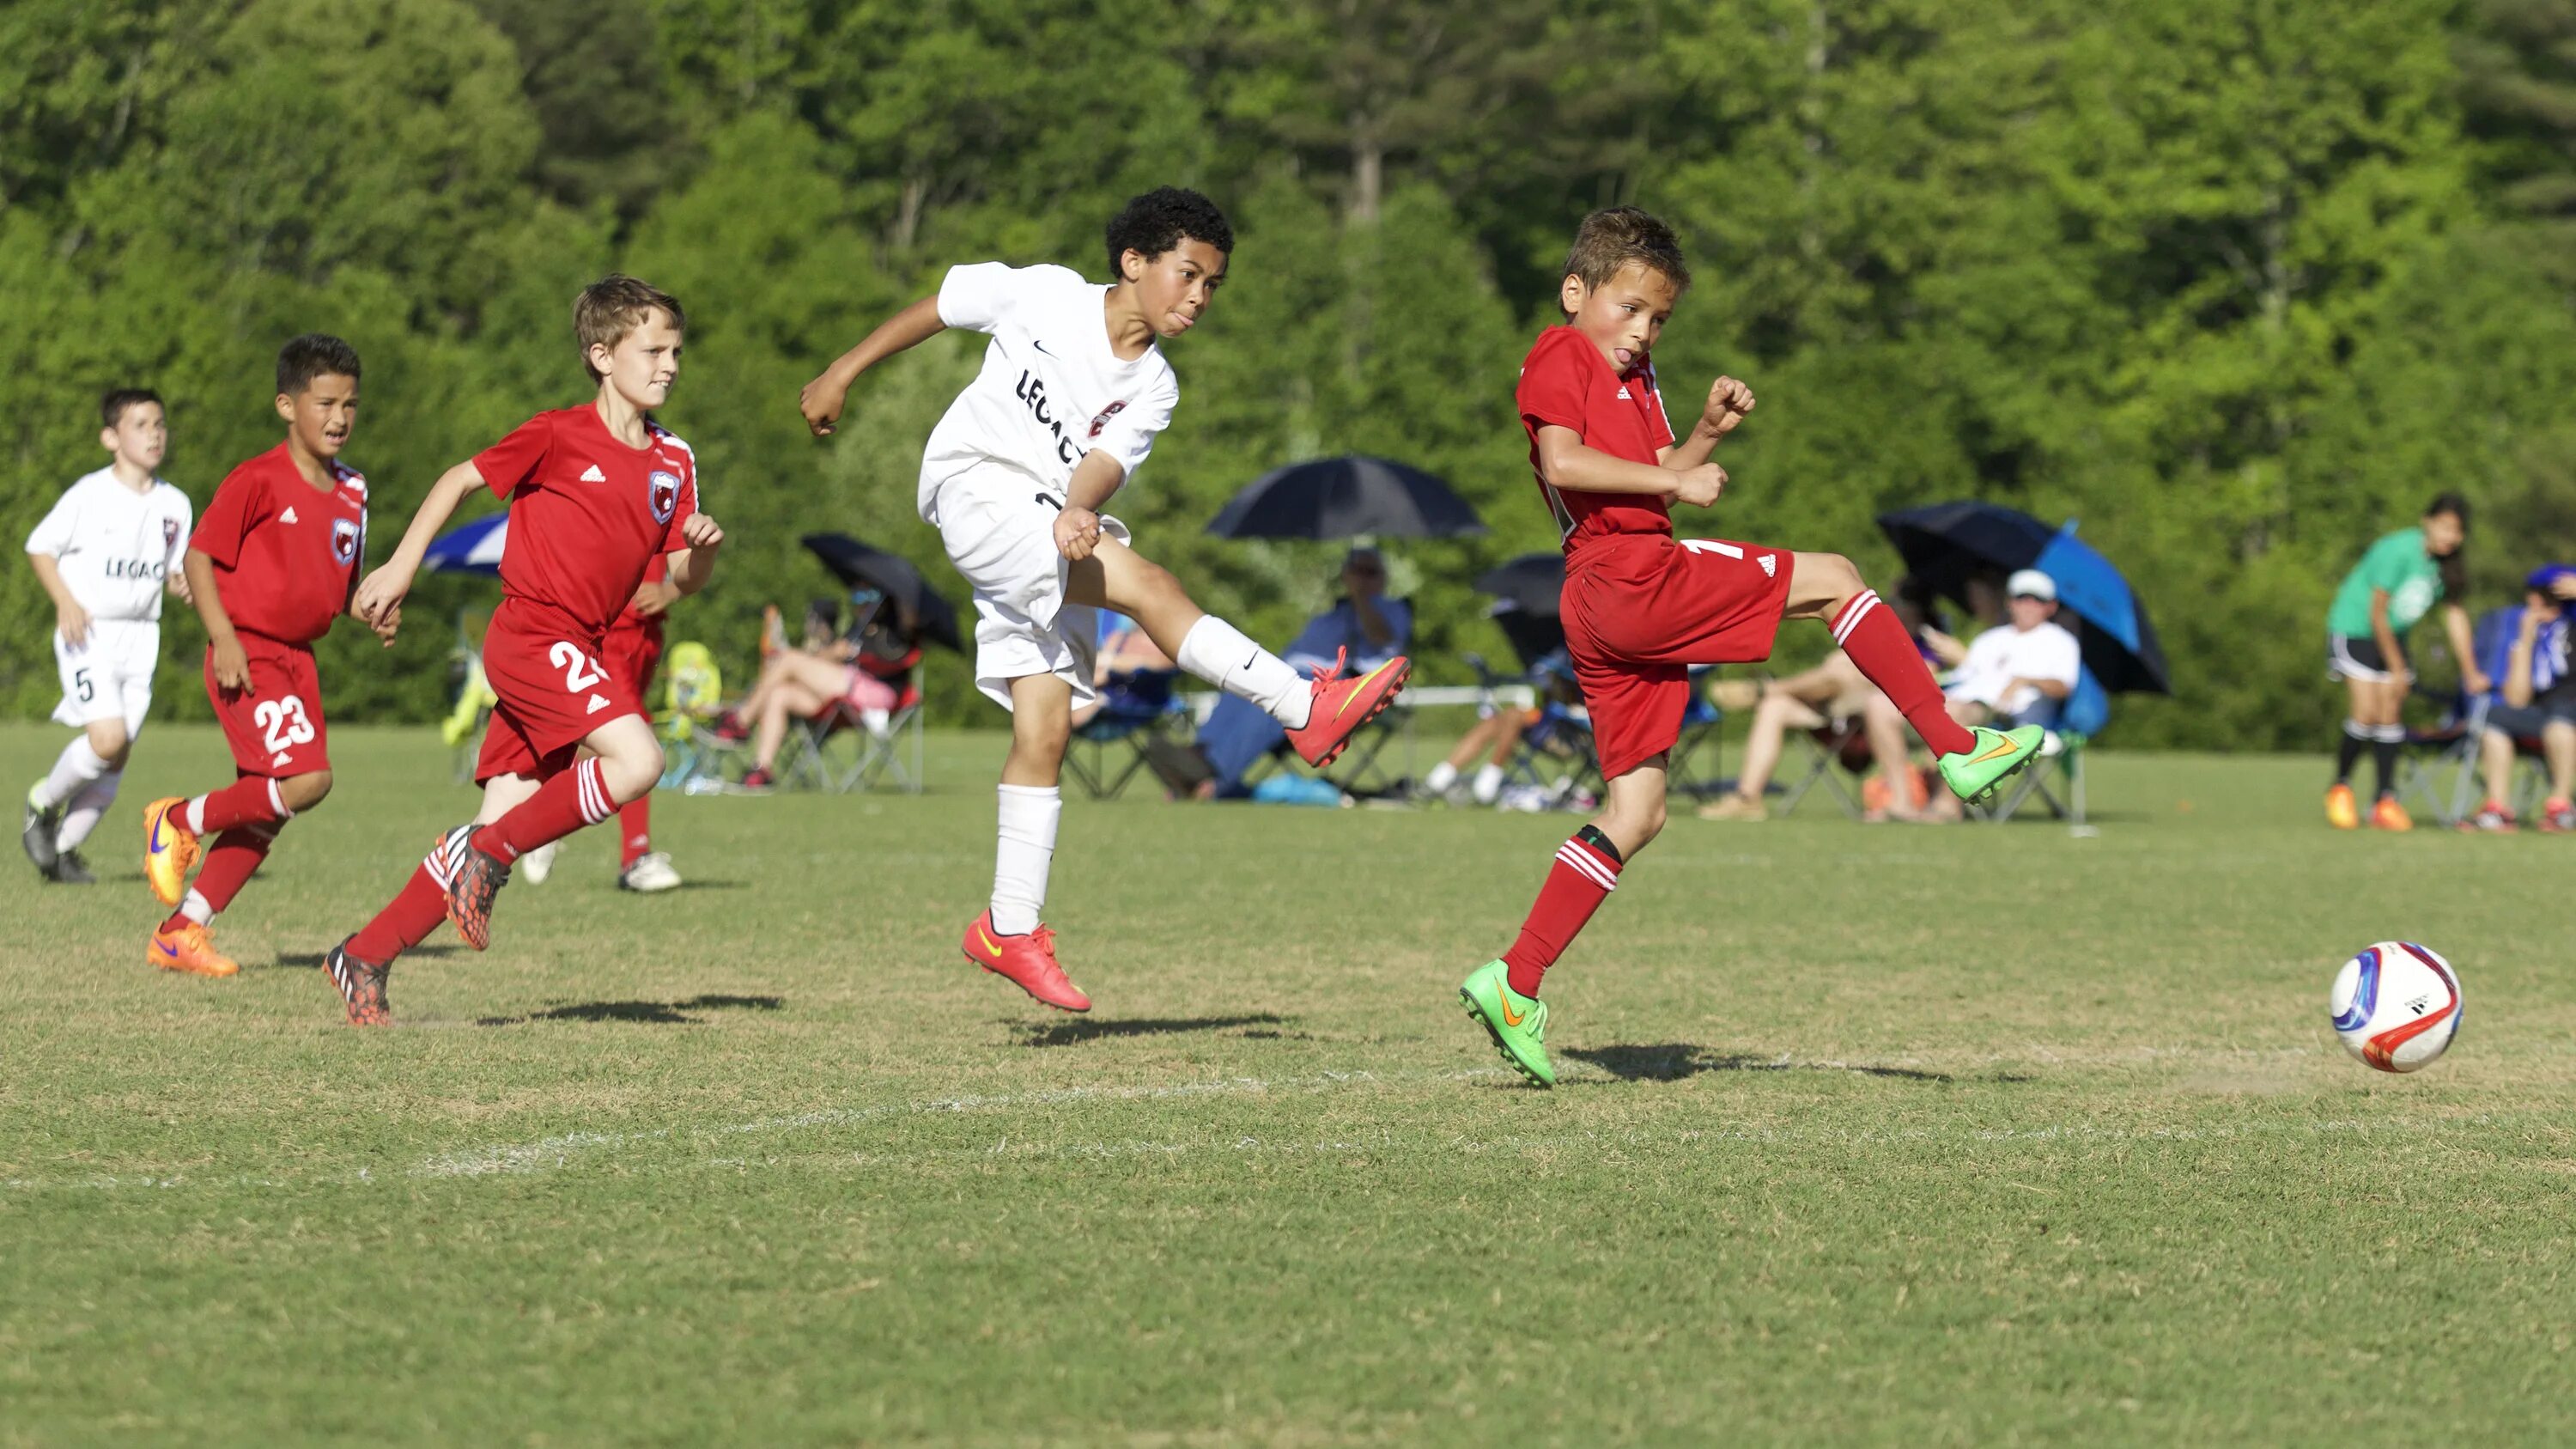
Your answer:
[550,640,616,715]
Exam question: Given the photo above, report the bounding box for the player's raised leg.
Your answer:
[1786,551,2042,803]
[445,714,661,950]
[1068,538,1411,769]
[29,718,129,884]
[958,673,1089,1012]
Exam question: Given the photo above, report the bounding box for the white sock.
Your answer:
[1472,763,1505,805]
[1176,617,1310,729]
[33,737,110,810]
[180,889,214,927]
[990,783,1061,936]
[55,770,120,850]
[1423,761,1459,795]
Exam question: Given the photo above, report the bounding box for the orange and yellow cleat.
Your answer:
[2324,782,2360,831]
[961,910,1090,1013]
[1285,648,1413,770]
[142,796,201,906]
[149,920,239,977]
[2370,795,2414,831]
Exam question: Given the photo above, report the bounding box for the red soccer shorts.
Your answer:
[206,634,330,778]
[601,619,665,713]
[474,603,645,783]
[1564,533,1795,780]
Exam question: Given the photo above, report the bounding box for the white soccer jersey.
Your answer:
[24,467,192,623]
[917,262,1180,518]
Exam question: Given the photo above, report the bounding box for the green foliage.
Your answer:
[8,0,2576,745]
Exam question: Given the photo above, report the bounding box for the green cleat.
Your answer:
[1937,724,2046,805]
[1460,959,1554,1088]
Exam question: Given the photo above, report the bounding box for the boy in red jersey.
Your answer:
[323,276,721,1025]
[1457,209,2045,1087]
[519,557,685,893]
[141,337,392,978]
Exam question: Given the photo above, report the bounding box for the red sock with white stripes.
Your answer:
[187,776,289,836]
[618,795,651,869]
[349,860,447,965]
[1501,827,1624,998]
[1830,589,1977,758]
[470,758,616,864]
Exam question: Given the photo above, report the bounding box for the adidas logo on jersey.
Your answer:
[1759,554,1777,577]
[1617,387,1631,399]
[279,507,298,525]
[580,465,607,482]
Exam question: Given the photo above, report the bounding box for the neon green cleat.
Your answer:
[1937,724,2046,805]
[1460,959,1554,1088]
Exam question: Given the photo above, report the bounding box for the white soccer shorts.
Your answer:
[927,476,1129,711]
[52,618,159,735]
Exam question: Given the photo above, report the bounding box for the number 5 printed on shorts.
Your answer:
[550,641,616,716]
[254,696,317,767]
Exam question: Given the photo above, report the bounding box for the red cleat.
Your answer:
[1284,648,1413,769]
[960,910,1090,1012]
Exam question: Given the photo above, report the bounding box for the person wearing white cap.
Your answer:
[1942,568,2081,728]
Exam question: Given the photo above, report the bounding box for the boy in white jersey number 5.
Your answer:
[799,187,1410,1012]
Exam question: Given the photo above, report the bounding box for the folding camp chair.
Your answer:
[1969,668,2107,836]
[775,679,924,794]
[1667,671,1727,799]
[442,606,495,784]
[1776,715,1871,819]
[653,642,728,792]
[1066,669,1189,799]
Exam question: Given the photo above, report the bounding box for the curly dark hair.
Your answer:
[276,333,361,397]
[1104,186,1232,280]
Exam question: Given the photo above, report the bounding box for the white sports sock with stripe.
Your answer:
[990,784,1060,936]
[54,770,120,851]
[33,736,110,810]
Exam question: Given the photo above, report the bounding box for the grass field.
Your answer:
[3,721,2573,1446]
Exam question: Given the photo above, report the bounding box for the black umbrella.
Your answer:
[799,533,963,653]
[1473,552,1566,617]
[1206,454,1487,539]
[1874,501,2171,695]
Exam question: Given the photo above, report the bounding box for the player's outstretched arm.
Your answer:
[181,548,252,691]
[668,514,725,594]
[799,295,946,436]
[1534,425,1728,508]
[355,461,485,628]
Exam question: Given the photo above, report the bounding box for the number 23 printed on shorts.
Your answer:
[550,641,619,717]
[253,695,316,756]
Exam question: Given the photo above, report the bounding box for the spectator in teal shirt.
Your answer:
[2324,493,2482,830]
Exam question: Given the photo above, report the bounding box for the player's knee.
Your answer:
[603,743,664,803]
[1809,551,1863,603]
[282,770,333,812]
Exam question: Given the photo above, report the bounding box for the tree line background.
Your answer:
[8,0,2576,748]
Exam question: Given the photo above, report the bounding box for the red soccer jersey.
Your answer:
[610,551,670,637]
[190,442,368,645]
[1516,325,1678,552]
[473,405,699,637]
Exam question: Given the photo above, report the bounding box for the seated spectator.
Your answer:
[1698,576,1962,823]
[718,594,920,790]
[1070,611,1176,730]
[1191,546,1412,798]
[1419,648,1587,807]
[2468,564,2576,832]
[1917,568,2081,820]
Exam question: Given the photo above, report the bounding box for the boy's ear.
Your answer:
[99,426,120,453]
[587,341,616,376]
[273,393,296,424]
[1119,247,1145,283]
[1558,274,1587,316]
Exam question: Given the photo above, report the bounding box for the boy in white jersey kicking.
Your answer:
[22,389,193,885]
[799,187,1410,1012]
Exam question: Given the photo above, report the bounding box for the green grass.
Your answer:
[3,722,2573,1446]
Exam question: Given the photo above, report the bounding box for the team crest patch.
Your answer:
[162,519,180,547]
[331,517,360,564]
[648,470,681,524]
[1085,399,1127,441]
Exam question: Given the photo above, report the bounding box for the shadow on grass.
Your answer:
[1563,1043,1962,1084]
[1016,1013,1291,1048]
[476,994,785,1027]
[272,945,461,970]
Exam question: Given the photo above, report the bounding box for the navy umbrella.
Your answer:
[1473,552,1565,617]
[1875,501,2170,695]
[799,533,963,653]
[1206,454,1486,540]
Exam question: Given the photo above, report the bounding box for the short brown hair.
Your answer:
[574,275,685,381]
[101,387,162,429]
[276,334,361,396]
[1561,206,1690,300]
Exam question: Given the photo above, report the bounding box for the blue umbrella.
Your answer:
[422,513,507,575]
[1876,502,2170,695]
[1206,454,1485,539]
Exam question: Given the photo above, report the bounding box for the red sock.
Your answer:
[191,776,286,835]
[159,825,280,931]
[1501,831,1624,997]
[618,795,651,868]
[1833,590,1976,758]
[471,758,614,864]
[349,861,449,965]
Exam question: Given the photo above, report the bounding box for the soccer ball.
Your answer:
[2329,942,2464,1074]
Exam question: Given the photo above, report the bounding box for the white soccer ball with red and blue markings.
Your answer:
[2330,942,2464,1074]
